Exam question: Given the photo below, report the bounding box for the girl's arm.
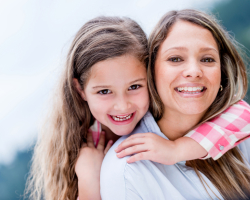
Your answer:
[115,100,250,164]
[185,100,250,160]
[75,131,113,200]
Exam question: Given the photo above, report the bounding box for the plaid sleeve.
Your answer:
[184,100,250,160]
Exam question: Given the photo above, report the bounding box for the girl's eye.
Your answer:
[128,84,141,90]
[168,57,182,62]
[98,89,111,95]
[201,58,215,62]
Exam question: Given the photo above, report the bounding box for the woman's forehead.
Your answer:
[158,20,219,55]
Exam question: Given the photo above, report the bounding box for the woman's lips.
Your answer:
[174,86,207,97]
[108,112,136,125]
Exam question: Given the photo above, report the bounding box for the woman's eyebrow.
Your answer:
[199,47,218,53]
[163,46,188,54]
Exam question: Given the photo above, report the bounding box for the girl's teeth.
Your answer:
[112,114,132,121]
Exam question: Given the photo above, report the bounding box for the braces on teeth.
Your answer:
[112,114,132,121]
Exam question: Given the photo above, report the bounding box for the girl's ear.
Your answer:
[73,78,87,101]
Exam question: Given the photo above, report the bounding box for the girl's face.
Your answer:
[82,55,149,136]
[155,20,221,118]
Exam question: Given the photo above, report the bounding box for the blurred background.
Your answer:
[0,0,249,199]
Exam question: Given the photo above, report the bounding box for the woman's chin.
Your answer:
[175,102,209,116]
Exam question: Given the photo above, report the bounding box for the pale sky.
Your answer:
[0,0,222,164]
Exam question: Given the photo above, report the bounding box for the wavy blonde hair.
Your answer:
[148,9,250,200]
[25,16,148,200]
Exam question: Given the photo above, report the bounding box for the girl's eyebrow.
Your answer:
[92,78,146,89]
[129,78,146,85]
[92,85,111,89]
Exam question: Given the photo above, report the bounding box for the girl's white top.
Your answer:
[100,111,250,200]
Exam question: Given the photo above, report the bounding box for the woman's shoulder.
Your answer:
[101,121,148,181]
[100,112,157,199]
[100,135,128,199]
[238,137,250,163]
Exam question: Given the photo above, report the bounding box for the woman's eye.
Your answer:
[201,58,215,62]
[98,89,111,95]
[128,84,141,90]
[168,57,182,62]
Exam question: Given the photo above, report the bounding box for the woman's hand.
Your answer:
[115,132,179,165]
[75,130,113,200]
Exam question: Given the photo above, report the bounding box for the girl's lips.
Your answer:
[108,112,136,125]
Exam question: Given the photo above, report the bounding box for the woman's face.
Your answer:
[155,20,221,117]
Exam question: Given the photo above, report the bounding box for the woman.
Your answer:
[100,9,250,200]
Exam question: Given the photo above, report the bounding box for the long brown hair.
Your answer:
[148,9,250,199]
[25,16,148,200]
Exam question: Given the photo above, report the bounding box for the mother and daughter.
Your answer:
[26,9,250,200]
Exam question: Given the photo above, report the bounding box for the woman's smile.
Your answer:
[174,84,207,98]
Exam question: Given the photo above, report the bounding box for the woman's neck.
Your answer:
[157,110,205,141]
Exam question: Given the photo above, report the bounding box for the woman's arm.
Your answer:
[116,100,250,163]
[75,131,112,200]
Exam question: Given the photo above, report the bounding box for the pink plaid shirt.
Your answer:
[90,100,250,160]
[89,120,102,147]
[185,100,250,160]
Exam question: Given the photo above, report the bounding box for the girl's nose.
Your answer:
[113,95,131,111]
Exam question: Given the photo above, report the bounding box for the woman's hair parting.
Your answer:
[148,9,250,200]
[25,16,148,200]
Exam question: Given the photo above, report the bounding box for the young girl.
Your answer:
[26,16,250,200]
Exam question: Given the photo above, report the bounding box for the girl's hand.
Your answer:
[75,130,113,200]
[115,132,179,165]
[115,132,207,165]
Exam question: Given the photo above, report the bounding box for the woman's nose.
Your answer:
[113,95,131,111]
[182,61,203,78]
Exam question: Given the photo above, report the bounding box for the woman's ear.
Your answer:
[73,78,87,101]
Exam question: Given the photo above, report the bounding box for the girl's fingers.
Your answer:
[116,144,148,158]
[125,133,147,140]
[87,130,95,147]
[97,131,105,151]
[115,137,144,153]
[126,152,148,163]
[104,140,113,155]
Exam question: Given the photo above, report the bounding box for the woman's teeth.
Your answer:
[111,114,133,121]
[177,86,204,93]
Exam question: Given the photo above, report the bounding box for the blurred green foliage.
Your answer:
[0,150,32,200]
[212,0,250,103]
[1,1,250,199]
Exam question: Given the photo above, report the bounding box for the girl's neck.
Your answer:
[101,124,120,145]
[157,110,205,141]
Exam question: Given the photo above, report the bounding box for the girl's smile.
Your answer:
[108,111,136,125]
